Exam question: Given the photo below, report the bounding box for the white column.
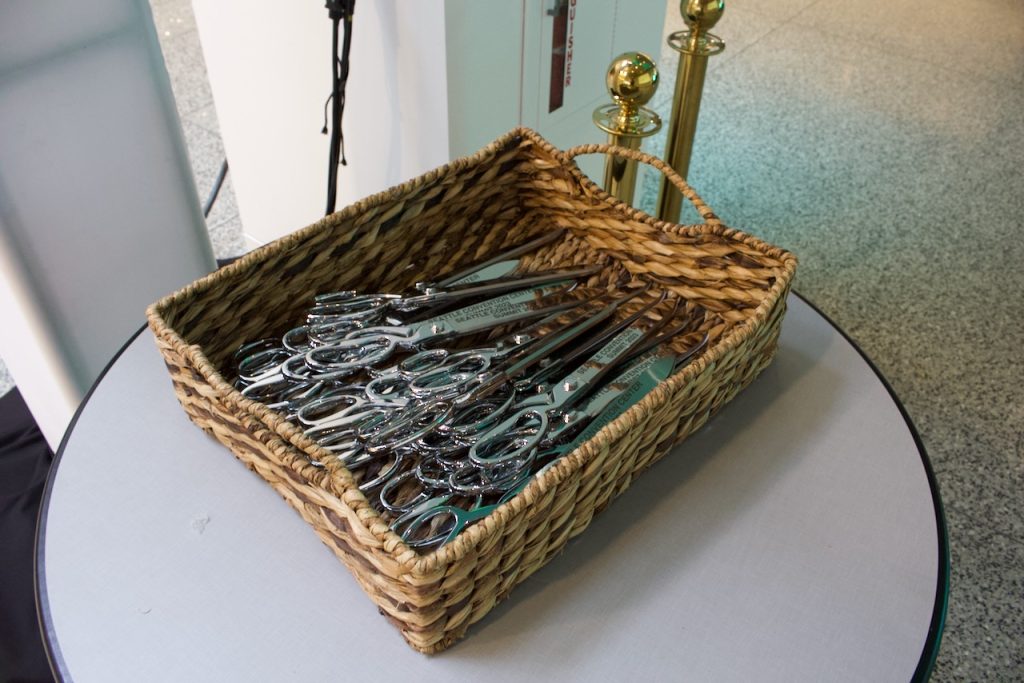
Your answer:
[0,0,217,448]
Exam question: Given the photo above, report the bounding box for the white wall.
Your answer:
[193,0,450,248]
[447,0,667,182]
[196,1,665,248]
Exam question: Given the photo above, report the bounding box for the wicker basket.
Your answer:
[146,128,796,653]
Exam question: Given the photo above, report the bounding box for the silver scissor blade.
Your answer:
[442,260,520,287]
[548,314,659,414]
[461,293,627,403]
[423,283,581,339]
[432,230,565,289]
[672,332,710,371]
[527,288,662,388]
[490,296,598,350]
[393,264,602,312]
[553,352,677,456]
[569,349,674,426]
[619,300,704,366]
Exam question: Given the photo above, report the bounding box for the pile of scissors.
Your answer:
[232,231,709,549]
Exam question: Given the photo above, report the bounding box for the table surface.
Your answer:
[36,294,947,682]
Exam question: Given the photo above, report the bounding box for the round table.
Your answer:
[36,294,948,682]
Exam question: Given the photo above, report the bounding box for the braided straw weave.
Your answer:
[146,128,796,653]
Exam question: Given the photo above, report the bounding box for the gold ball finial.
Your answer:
[594,52,661,137]
[681,0,724,31]
[606,52,659,111]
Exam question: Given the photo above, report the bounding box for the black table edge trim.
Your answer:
[793,291,950,682]
[34,323,148,683]
[34,293,951,681]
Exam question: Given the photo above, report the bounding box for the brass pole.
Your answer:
[593,52,661,206]
[655,0,725,222]
[603,134,643,205]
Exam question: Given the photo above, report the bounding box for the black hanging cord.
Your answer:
[203,158,230,218]
[324,0,355,216]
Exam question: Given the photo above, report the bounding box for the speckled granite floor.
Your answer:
[146,0,245,260]
[2,0,1020,678]
[0,363,11,397]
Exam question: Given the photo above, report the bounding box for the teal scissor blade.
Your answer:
[571,350,670,422]
[447,260,520,286]
[397,265,600,312]
[498,298,614,376]
[526,289,659,389]
[559,353,675,453]
[547,324,649,411]
[424,283,578,337]
[432,230,565,289]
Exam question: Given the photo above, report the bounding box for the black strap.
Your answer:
[324,0,356,216]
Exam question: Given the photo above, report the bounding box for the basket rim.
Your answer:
[146,126,798,577]
[408,129,798,572]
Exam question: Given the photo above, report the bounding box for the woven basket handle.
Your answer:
[564,143,720,225]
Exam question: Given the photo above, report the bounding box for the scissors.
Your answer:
[361,304,661,493]
[388,264,601,314]
[361,288,619,408]
[352,447,410,493]
[296,296,618,463]
[422,230,564,291]
[506,300,709,446]
[277,263,599,357]
[464,317,658,468]
[392,331,710,549]
[228,231,722,552]
[386,428,535,544]
[310,231,567,329]
[393,478,526,548]
[357,288,650,453]
[442,288,661,427]
[447,286,653,406]
[231,231,566,380]
[302,280,589,381]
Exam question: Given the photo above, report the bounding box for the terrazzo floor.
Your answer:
[2,0,1021,678]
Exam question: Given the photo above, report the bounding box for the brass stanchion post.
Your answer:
[592,52,661,206]
[655,0,725,222]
